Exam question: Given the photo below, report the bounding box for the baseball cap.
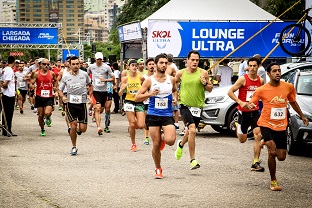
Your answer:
[137,58,144,64]
[95,52,104,60]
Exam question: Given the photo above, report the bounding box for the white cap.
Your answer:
[95,52,103,60]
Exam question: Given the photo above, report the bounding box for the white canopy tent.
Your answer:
[141,0,278,28]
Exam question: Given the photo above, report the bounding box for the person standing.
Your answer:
[118,59,145,152]
[249,62,309,191]
[58,56,93,155]
[137,58,147,75]
[216,59,234,87]
[174,50,213,170]
[88,52,114,135]
[0,56,17,136]
[135,53,177,178]
[30,58,57,136]
[227,57,265,172]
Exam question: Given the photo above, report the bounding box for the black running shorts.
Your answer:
[66,103,88,124]
[260,126,287,149]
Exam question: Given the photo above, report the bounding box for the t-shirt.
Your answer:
[1,66,15,97]
[28,64,38,73]
[114,70,121,87]
[217,66,233,87]
[88,63,114,92]
[257,66,266,83]
[180,68,205,108]
[59,70,91,104]
[238,61,248,77]
[147,74,173,117]
[15,71,28,90]
[250,81,296,131]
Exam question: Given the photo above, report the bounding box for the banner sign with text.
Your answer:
[62,49,79,63]
[118,22,142,42]
[147,21,297,58]
[0,28,58,44]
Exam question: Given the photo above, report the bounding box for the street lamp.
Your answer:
[73,28,81,45]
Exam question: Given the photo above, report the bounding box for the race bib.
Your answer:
[18,82,26,88]
[155,98,168,109]
[41,90,50,97]
[95,78,104,86]
[124,103,135,112]
[246,91,255,102]
[270,107,286,120]
[189,107,202,117]
[69,95,82,104]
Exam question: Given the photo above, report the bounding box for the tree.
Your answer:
[265,0,305,21]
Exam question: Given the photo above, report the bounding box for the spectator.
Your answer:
[216,59,233,87]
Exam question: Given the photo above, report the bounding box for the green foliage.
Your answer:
[265,0,305,21]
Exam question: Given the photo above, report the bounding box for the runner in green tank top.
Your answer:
[174,50,213,170]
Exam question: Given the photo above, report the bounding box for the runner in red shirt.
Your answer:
[52,59,62,110]
[30,58,57,136]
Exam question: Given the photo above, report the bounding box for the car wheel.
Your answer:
[226,107,253,137]
[210,125,227,133]
[287,120,298,155]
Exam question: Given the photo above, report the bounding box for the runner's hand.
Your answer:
[301,116,309,126]
[200,75,207,86]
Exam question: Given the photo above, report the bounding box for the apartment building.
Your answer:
[17,0,84,44]
[0,0,17,23]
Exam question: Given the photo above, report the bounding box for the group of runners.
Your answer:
[0,50,309,192]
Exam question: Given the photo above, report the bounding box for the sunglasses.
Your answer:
[71,63,80,66]
[42,63,50,66]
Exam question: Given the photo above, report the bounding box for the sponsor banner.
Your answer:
[147,21,297,58]
[118,22,142,42]
[0,28,58,44]
[10,52,24,56]
[62,49,79,63]
[306,0,312,52]
[49,0,59,23]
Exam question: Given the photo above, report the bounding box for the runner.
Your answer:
[15,61,30,114]
[104,73,114,133]
[135,53,177,179]
[58,56,93,155]
[174,50,213,170]
[137,58,147,75]
[142,58,155,145]
[88,52,114,135]
[52,59,62,111]
[227,57,265,172]
[249,62,309,191]
[30,58,57,136]
[118,59,145,151]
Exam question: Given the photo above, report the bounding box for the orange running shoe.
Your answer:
[155,168,163,179]
[131,144,137,152]
[270,180,281,191]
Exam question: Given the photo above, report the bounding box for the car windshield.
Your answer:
[297,75,312,95]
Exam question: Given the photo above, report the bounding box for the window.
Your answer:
[33,9,41,12]
[67,19,74,22]
[34,18,42,21]
[66,14,74,17]
[34,14,41,17]
[67,23,74,26]
[33,0,41,2]
[33,4,41,7]
[67,28,75,31]
[66,10,74,13]
[66,5,74,8]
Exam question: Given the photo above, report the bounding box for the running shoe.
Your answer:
[131,144,137,152]
[70,147,78,156]
[92,117,96,122]
[144,137,150,145]
[270,180,281,191]
[20,109,23,114]
[33,108,38,113]
[58,106,62,111]
[155,168,163,179]
[46,116,52,127]
[88,110,92,116]
[61,111,65,116]
[179,127,186,136]
[77,130,82,135]
[40,129,46,136]
[190,159,201,170]
[104,127,111,133]
[31,105,34,110]
[251,161,265,172]
[160,139,165,151]
[174,124,180,130]
[175,140,183,160]
[98,127,103,135]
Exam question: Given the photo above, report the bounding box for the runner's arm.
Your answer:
[227,76,248,108]
[118,77,128,96]
[134,78,153,102]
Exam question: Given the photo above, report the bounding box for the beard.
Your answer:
[157,68,166,73]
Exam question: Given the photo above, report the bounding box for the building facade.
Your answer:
[0,0,17,23]
[17,0,84,44]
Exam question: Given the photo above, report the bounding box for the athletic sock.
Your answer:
[253,158,259,164]
[178,141,183,149]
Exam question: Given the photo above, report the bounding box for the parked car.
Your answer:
[285,70,312,155]
[199,61,312,137]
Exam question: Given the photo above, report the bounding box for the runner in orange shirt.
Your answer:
[249,62,309,191]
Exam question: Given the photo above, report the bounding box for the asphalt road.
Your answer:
[1,103,312,208]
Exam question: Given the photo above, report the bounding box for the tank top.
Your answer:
[36,70,54,98]
[237,74,261,112]
[179,68,205,107]
[125,74,141,101]
[147,74,173,117]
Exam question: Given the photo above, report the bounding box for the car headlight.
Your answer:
[205,96,227,104]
